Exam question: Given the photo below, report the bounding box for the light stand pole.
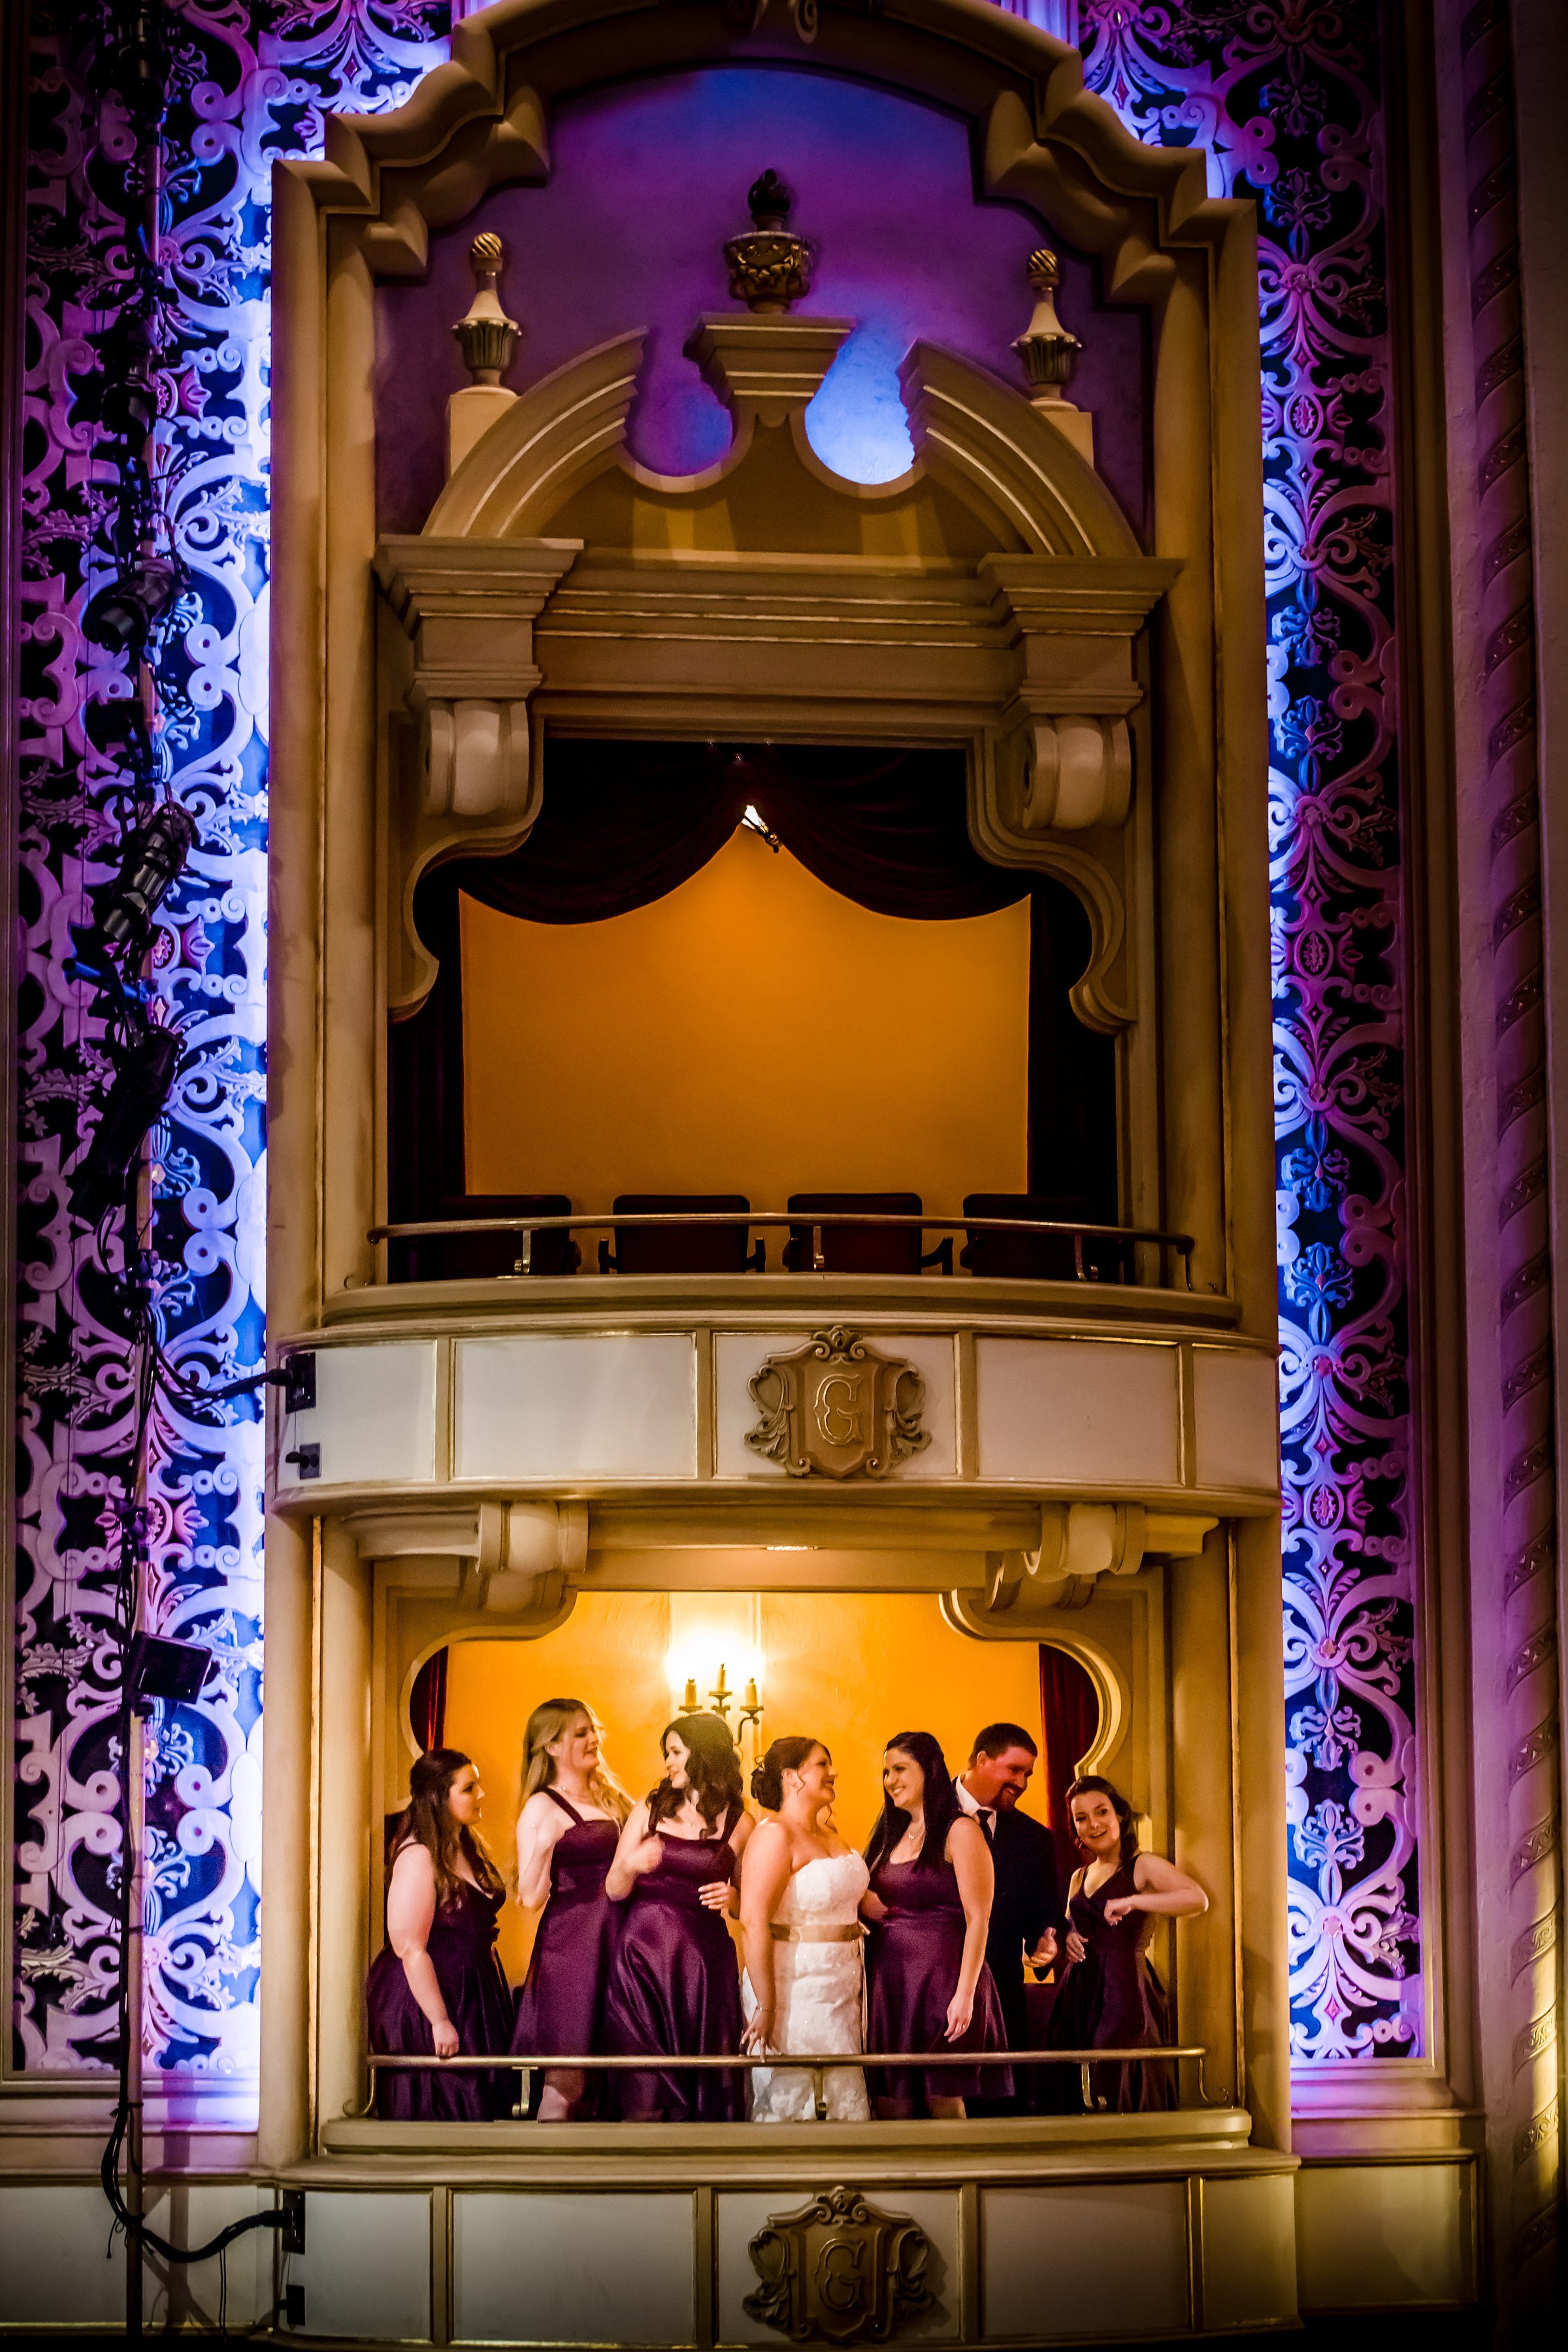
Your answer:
[124,1699,147,2345]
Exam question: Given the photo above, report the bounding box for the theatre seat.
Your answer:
[602,1194,763,1275]
[389,1194,579,1282]
[783,1191,950,1275]
[961,1192,1128,1282]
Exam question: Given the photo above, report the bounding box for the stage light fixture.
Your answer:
[69,1022,184,1223]
[82,546,178,657]
[95,5,170,127]
[126,1629,212,1708]
[741,802,783,853]
[93,801,197,951]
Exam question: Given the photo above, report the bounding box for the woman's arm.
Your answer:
[943,1816,995,2042]
[1103,1852,1209,1927]
[606,1801,661,1902]
[738,1821,792,2051]
[514,1793,568,1911]
[385,1847,457,2057]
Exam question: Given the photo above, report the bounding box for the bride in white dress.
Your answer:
[739,1738,870,2121]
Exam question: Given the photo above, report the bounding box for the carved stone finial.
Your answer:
[1013,247,1083,406]
[453,231,521,386]
[723,169,813,314]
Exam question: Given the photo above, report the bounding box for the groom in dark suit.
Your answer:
[956,1722,1066,2110]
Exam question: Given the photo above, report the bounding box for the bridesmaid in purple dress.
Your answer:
[1045,1774,1207,2112]
[367,1748,514,2119]
[862,1731,1011,2119]
[603,1713,753,2121]
[510,1698,630,2119]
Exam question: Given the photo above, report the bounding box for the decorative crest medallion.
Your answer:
[743,2185,930,2345]
[745,1329,928,1480]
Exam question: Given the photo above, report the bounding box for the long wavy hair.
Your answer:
[864,1729,962,1874]
[647,1712,743,1833]
[388,1747,503,1908]
[1066,1774,1140,1869]
[519,1697,630,1824]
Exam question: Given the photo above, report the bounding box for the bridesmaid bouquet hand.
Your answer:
[942,1989,975,2043]
[697,1878,732,1912]
[432,2018,460,2059]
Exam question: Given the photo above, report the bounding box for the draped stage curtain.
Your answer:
[1038,1643,1103,1887]
[389,742,1115,1220]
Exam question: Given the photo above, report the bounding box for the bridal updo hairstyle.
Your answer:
[648,1710,743,1833]
[751,1735,820,1812]
[864,1729,962,1872]
[388,1746,504,1908]
[1066,1773,1141,1867]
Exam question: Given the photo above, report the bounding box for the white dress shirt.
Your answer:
[955,1776,997,1838]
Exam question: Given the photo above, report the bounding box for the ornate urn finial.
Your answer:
[453,231,521,385]
[723,170,813,314]
[1013,248,1083,406]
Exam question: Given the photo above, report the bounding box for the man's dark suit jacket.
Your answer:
[984,1806,1067,2048]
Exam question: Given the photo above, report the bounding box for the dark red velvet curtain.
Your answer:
[409,1648,448,1752]
[442,742,1030,926]
[1038,1644,1102,1887]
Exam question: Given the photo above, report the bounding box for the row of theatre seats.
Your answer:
[389,1192,1132,1284]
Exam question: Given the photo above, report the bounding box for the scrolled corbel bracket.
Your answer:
[374,536,582,823]
[413,685,537,820]
[966,1503,1217,1625]
[998,702,1134,834]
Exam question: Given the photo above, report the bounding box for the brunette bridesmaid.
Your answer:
[1045,1774,1207,2112]
[602,1712,753,2121]
[367,1748,513,2119]
[510,1697,631,2119]
[862,1730,1010,2119]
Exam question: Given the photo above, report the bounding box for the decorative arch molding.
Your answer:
[374,314,1176,1022]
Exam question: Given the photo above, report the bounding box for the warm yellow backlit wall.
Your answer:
[443,1590,1046,1984]
[461,826,1030,1215]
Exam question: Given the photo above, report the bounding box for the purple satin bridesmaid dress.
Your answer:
[602,1803,743,2121]
[866,1853,1012,2108]
[367,1869,514,2120]
[510,1789,621,2108]
[1045,1861,1175,2113]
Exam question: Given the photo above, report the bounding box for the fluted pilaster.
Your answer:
[1460,0,1563,2303]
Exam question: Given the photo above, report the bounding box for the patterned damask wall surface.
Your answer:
[12,0,1413,2092]
[14,1,453,2104]
[1077,0,1418,2069]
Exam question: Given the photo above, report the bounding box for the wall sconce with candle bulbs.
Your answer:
[667,1614,764,1763]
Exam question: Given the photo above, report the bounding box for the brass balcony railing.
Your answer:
[367,1209,1196,1287]
[362,2044,1209,2123]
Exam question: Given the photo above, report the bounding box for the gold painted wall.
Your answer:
[443,1590,1048,1982]
[461,826,1031,1213]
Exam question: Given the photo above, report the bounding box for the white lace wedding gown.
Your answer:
[743,1850,872,2121]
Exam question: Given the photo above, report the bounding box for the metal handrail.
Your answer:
[363,2044,1207,2123]
[367,1209,1196,1288]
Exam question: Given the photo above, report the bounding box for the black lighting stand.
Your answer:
[57,5,298,2336]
